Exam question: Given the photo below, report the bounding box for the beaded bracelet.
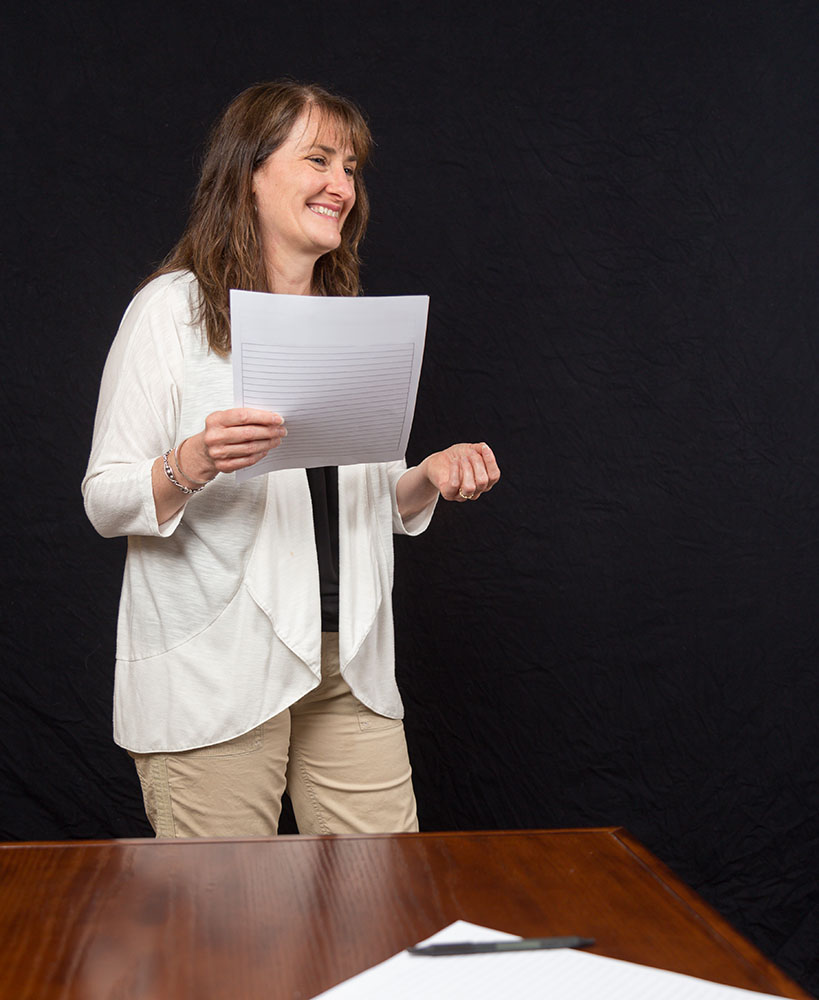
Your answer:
[162,450,209,495]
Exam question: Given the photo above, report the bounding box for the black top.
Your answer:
[306,466,340,632]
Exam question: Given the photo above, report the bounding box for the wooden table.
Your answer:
[0,827,810,999]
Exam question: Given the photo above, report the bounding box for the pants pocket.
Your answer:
[356,704,403,733]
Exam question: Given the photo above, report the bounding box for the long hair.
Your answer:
[142,81,373,355]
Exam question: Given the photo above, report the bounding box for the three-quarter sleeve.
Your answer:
[82,275,191,538]
[386,459,438,536]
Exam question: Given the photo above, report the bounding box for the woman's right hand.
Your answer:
[193,407,287,478]
[152,408,286,525]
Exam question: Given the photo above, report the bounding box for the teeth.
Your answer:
[310,205,340,218]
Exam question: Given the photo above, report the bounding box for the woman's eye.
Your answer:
[344,166,355,177]
[308,156,326,166]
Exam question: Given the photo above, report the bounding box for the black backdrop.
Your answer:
[3,0,818,994]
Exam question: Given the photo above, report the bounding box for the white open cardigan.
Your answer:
[82,272,437,753]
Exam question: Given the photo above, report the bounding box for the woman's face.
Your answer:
[252,109,357,268]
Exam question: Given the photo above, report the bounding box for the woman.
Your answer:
[83,81,500,838]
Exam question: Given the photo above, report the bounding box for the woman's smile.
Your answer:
[307,202,342,219]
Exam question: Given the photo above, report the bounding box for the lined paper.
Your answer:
[230,290,429,480]
[311,921,788,1000]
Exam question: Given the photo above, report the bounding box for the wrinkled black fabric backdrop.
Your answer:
[3,0,818,993]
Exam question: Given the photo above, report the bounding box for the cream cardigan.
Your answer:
[83,272,436,753]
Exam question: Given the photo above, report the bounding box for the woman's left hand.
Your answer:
[396,442,500,521]
[422,442,501,502]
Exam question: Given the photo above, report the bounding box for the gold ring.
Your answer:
[459,489,476,500]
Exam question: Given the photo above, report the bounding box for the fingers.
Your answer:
[454,452,477,501]
[203,408,288,472]
[209,407,284,431]
[479,443,500,485]
[439,443,501,502]
[221,407,283,427]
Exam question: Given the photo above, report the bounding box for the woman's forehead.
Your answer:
[289,106,362,158]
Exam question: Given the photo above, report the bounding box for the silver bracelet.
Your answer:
[162,450,208,495]
[174,439,211,486]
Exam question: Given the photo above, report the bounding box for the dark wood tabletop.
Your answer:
[0,827,810,1000]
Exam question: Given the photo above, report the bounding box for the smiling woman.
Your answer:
[144,82,373,357]
[82,80,500,839]
[252,113,359,288]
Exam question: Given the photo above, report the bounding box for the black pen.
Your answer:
[408,936,596,956]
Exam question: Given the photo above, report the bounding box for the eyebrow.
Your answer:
[310,143,358,163]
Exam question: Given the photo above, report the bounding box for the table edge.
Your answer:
[610,829,813,1000]
[0,827,621,849]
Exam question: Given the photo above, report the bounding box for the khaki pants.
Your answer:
[130,633,418,838]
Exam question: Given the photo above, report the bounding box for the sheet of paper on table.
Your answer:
[230,290,429,481]
[311,920,788,1000]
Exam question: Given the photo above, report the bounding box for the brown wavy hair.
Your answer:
[142,80,373,356]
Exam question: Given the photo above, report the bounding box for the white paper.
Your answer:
[311,920,788,1000]
[230,290,429,480]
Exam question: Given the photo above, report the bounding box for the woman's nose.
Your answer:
[326,165,354,198]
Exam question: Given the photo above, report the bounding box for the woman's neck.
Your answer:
[264,250,317,296]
